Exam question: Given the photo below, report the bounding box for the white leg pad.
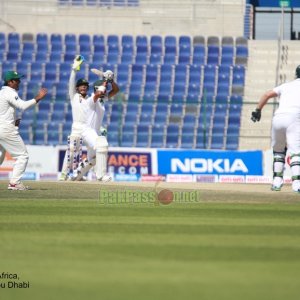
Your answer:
[95,136,108,180]
[73,158,96,181]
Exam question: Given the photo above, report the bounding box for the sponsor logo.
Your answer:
[141,175,165,182]
[166,174,194,182]
[195,175,218,183]
[21,172,37,180]
[219,175,245,183]
[171,158,248,173]
[114,174,140,181]
[108,152,152,176]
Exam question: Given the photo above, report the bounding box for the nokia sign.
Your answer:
[171,158,248,173]
[158,150,263,175]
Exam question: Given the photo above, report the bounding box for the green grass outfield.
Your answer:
[1,181,300,300]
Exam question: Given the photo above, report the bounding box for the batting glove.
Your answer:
[72,55,85,71]
[103,70,114,83]
[251,108,261,122]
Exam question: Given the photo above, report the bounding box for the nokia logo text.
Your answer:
[171,158,248,173]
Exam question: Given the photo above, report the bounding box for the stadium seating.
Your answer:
[0,32,247,150]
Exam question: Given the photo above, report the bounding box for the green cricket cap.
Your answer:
[4,71,24,82]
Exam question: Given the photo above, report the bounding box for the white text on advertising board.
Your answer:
[171,158,248,173]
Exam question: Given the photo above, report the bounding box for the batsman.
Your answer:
[60,55,119,181]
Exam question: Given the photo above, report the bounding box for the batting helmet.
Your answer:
[296,65,300,78]
[93,79,105,88]
[76,78,89,87]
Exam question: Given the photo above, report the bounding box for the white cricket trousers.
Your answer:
[0,125,29,184]
[272,113,300,154]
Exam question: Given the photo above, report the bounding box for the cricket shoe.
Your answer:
[8,182,29,191]
[271,185,282,191]
[59,172,68,181]
[292,180,300,193]
[271,177,283,191]
[97,175,112,182]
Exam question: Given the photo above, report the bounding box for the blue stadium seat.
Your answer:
[47,131,60,146]
[8,32,20,44]
[36,33,48,45]
[38,101,51,112]
[120,53,134,65]
[1,61,15,75]
[164,35,177,48]
[151,124,165,148]
[217,73,230,96]
[136,35,148,47]
[50,33,62,46]
[169,103,183,117]
[186,91,200,104]
[136,132,149,147]
[19,128,31,144]
[20,52,33,63]
[121,35,134,47]
[35,51,47,63]
[226,135,239,150]
[189,64,202,85]
[16,62,28,76]
[183,114,196,126]
[179,35,191,47]
[65,33,76,45]
[207,45,220,65]
[192,45,205,65]
[106,53,120,64]
[140,103,154,115]
[163,53,176,65]
[135,53,148,65]
[233,65,245,77]
[171,92,186,104]
[32,129,46,145]
[138,112,152,125]
[49,52,62,63]
[181,124,195,148]
[145,61,158,76]
[166,124,180,148]
[221,46,234,65]
[45,62,58,81]
[121,132,135,147]
[79,34,90,45]
[149,53,162,65]
[122,43,134,55]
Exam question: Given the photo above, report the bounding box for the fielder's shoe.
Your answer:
[271,185,282,191]
[97,175,112,182]
[292,180,300,193]
[271,177,283,191]
[8,182,29,191]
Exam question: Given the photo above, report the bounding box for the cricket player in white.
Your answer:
[60,56,119,181]
[0,71,47,190]
[251,65,300,192]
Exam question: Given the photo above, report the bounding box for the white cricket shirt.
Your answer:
[273,79,300,115]
[0,86,36,127]
[87,94,106,134]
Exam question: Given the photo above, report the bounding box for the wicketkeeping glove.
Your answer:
[72,55,85,71]
[251,108,261,122]
[103,70,114,83]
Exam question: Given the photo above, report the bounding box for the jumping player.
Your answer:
[251,65,300,192]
